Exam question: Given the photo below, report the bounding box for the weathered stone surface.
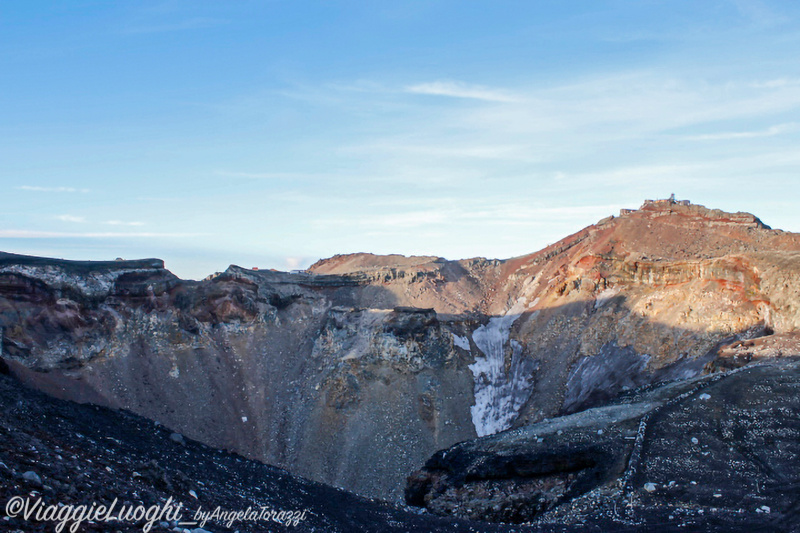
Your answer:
[706,330,800,371]
[0,255,479,501]
[406,359,800,531]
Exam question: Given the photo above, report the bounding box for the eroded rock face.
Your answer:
[406,359,800,531]
[0,255,479,501]
[2,199,800,502]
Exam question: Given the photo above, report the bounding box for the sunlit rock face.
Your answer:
[3,199,800,501]
[0,255,480,501]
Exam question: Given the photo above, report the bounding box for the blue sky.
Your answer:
[1,1,799,279]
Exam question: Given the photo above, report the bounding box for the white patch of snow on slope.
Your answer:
[594,287,621,309]
[469,299,535,437]
[452,333,471,351]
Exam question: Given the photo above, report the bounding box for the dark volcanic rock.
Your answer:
[407,359,800,531]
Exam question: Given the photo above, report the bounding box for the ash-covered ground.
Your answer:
[0,367,539,533]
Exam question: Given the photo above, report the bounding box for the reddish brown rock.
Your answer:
[2,199,800,502]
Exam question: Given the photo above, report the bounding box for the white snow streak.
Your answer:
[469,300,534,436]
[452,333,471,351]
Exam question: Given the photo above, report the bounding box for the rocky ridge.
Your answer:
[2,199,800,503]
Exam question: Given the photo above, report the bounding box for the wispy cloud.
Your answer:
[405,81,521,103]
[104,220,146,227]
[55,215,86,223]
[52,216,147,227]
[548,151,800,188]
[450,70,800,148]
[686,123,798,141]
[17,186,90,193]
[368,211,449,228]
[315,203,626,231]
[215,170,321,180]
[0,230,202,238]
[283,256,309,271]
[551,162,717,187]
[344,142,533,161]
[750,78,800,89]
[318,210,448,229]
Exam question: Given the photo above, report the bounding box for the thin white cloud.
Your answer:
[686,123,798,141]
[405,81,521,103]
[104,220,146,227]
[750,78,800,89]
[17,186,90,193]
[548,150,800,189]
[0,230,203,238]
[364,211,449,228]
[454,70,800,146]
[283,256,306,270]
[582,163,713,182]
[315,203,626,232]
[215,170,320,180]
[345,142,532,161]
[470,204,629,223]
[55,215,86,223]
[316,210,448,230]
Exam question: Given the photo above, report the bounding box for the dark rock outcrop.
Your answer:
[406,359,800,531]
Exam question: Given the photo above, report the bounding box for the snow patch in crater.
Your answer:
[594,287,621,309]
[452,334,470,351]
[469,299,536,437]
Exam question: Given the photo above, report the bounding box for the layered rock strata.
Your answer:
[2,199,800,501]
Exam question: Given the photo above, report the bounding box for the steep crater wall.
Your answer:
[3,200,800,503]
